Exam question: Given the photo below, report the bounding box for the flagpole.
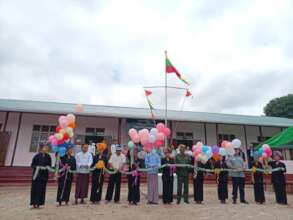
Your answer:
[165,51,168,148]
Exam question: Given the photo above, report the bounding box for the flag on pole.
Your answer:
[165,51,189,85]
[144,89,152,97]
[185,90,192,97]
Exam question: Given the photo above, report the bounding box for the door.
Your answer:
[0,132,10,166]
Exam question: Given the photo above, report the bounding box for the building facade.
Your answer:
[0,99,292,173]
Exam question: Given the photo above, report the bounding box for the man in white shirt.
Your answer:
[74,144,93,204]
[110,139,118,155]
[105,145,126,203]
[88,141,96,156]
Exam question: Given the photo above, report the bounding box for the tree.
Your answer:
[264,94,293,119]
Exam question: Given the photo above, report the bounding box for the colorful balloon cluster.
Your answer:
[128,123,171,153]
[256,144,272,163]
[48,114,76,157]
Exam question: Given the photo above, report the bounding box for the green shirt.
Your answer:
[175,154,191,176]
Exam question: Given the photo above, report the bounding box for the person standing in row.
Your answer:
[161,148,175,204]
[227,146,248,204]
[75,144,93,204]
[175,144,191,204]
[30,143,52,209]
[252,159,265,204]
[57,146,76,206]
[268,151,287,205]
[214,156,229,204]
[105,145,126,203]
[127,148,142,205]
[193,159,210,204]
[145,148,161,205]
[90,143,108,204]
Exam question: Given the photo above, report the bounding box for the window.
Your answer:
[85,127,105,136]
[218,134,236,142]
[29,125,56,152]
[176,132,193,140]
[289,149,293,160]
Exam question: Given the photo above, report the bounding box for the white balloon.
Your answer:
[231,139,241,148]
[149,134,156,143]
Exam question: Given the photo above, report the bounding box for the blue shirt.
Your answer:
[145,152,161,174]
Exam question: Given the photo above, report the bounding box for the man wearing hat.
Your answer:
[227,145,248,204]
[105,144,126,203]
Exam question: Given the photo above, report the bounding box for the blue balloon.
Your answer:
[202,145,209,153]
[59,147,66,157]
[258,148,264,155]
[52,146,58,153]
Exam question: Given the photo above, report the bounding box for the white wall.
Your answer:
[5,113,119,166]
[206,123,217,146]
[172,122,205,142]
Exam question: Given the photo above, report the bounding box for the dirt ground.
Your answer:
[0,184,292,220]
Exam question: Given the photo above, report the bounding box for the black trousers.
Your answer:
[232,177,245,202]
[30,180,47,206]
[218,180,228,201]
[57,172,73,203]
[273,181,287,204]
[162,177,173,203]
[105,173,121,202]
[90,169,104,202]
[253,182,265,203]
[193,178,204,202]
[127,175,140,203]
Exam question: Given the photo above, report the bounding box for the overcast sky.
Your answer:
[1,0,293,116]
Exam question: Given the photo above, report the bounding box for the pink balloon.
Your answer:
[264,148,272,157]
[58,116,69,128]
[163,127,171,137]
[157,132,165,141]
[259,156,264,163]
[138,129,149,138]
[194,147,202,155]
[262,144,270,150]
[156,123,165,132]
[143,145,152,153]
[132,134,140,144]
[221,140,228,148]
[141,137,149,146]
[75,104,84,113]
[128,128,137,137]
[155,140,164,147]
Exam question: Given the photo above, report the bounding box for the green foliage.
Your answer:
[264,94,293,119]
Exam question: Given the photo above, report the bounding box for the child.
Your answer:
[252,159,265,204]
[30,143,52,208]
[214,156,229,204]
[161,148,175,204]
[268,151,287,205]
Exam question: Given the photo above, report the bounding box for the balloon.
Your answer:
[163,127,171,137]
[55,126,62,133]
[59,147,66,156]
[68,122,76,129]
[140,137,149,146]
[264,148,272,157]
[258,147,264,155]
[132,134,140,144]
[55,133,64,141]
[219,148,227,156]
[259,156,264,163]
[66,113,76,124]
[75,104,84,113]
[96,142,107,152]
[262,152,268,158]
[262,144,270,150]
[202,145,209,154]
[226,146,235,156]
[195,141,203,148]
[157,132,165,141]
[128,141,135,150]
[212,154,221,161]
[205,147,213,159]
[138,129,149,138]
[128,128,137,137]
[143,145,152,153]
[59,129,66,134]
[63,133,70,141]
[150,128,158,136]
[52,146,58,153]
[155,140,164,147]
[231,139,241,148]
[149,134,157,143]
[212,146,220,154]
[156,123,165,132]
[194,147,202,155]
[221,140,229,148]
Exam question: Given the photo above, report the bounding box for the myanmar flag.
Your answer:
[165,52,189,85]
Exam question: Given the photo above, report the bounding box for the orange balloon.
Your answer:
[96,143,107,152]
[68,122,76,129]
[212,154,221,161]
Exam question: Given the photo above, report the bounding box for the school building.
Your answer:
[0,99,293,173]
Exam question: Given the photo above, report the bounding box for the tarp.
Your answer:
[258,126,293,149]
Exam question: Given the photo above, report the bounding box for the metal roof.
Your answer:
[0,98,292,127]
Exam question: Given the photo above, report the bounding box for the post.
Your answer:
[165,51,168,148]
